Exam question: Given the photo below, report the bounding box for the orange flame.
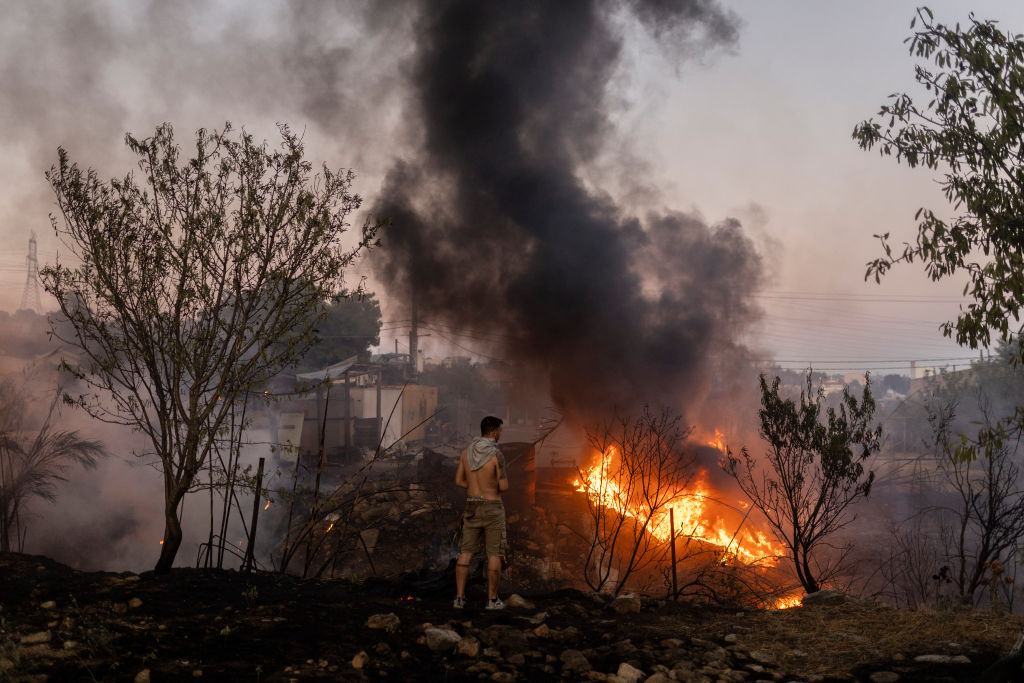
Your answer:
[769,594,803,609]
[707,429,727,453]
[574,443,781,566]
[264,500,272,510]
[325,522,335,533]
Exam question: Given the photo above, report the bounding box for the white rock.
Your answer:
[801,589,847,607]
[616,661,644,683]
[506,593,535,609]
[913,654,970,664]
[20,631,51,645]
[610,596,642,614]
[366,612,401,632]
[424,627,462,652]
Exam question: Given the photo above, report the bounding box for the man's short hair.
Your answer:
[480,415,503,436]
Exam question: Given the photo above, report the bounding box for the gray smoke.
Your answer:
[370,0,761,425]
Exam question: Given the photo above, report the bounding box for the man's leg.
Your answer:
[486,554,501,600]
[455,551,473,599]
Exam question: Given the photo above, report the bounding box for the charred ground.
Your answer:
[1,552,1022,682]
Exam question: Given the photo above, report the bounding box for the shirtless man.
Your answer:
[453,415,509,610]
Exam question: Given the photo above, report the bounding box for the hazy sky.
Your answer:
[0,1,1020,377]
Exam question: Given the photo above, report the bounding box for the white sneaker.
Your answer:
[485,598,505,610]
[453,596,466,609]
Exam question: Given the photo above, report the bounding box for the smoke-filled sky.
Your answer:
[1,0,1021,384]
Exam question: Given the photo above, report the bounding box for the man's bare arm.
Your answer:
[496,453,509,492]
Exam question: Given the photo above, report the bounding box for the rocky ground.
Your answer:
[1,552,1023,682]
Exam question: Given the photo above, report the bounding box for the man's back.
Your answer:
[459,449,503,500]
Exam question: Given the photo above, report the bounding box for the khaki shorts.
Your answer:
[459,499,507,558]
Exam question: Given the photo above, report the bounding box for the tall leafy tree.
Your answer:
[41,123,379,573]
[853,7,1024,458]
[298,292,382,369]
[725,374,882,593]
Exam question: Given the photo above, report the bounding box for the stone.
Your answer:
[644,674,670,683]
[20,631,51,645]
[801,589,846,607]
[129,597,143,609]
[748,650,775,664]
[490,672,515,683]
[506,594,535,609]
[533,623,552,638]
[724,634,738,644]
[869,673,900,683]
[507,653,525,665]
[424,627,462,652]
[41,600,56,609]
[480,625,529,651]
[554,625,581,642]
[560,648,591,672]
[457,636,480,657]
[366,613,401,633]
[351,651,369,669]
[913,654,970,664]
[616,661,645,682]
[134,670,151,683]
[610,596,642,614]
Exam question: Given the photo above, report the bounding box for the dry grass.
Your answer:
[711,599,1024,679]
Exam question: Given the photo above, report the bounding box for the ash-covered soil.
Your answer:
[0,552,1022,682]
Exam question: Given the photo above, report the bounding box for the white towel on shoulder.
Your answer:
[467,436,501,471]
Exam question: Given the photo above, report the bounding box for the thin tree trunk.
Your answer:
[156,477,186,574]
[206,458,214,568]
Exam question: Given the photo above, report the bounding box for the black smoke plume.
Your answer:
[371,0,762,425]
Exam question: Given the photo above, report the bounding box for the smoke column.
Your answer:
[371,0,763,425]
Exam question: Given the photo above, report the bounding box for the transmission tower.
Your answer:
[20,232,42,313]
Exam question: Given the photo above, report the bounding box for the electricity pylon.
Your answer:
[20,232,42,313]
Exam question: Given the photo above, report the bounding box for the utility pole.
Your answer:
[409,291,418,379]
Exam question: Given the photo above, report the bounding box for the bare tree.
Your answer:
[575,407,697,595]
[924,391,1024,608]
[725,373,882,593]
[40,123,379,573]
[0,378,104,552]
